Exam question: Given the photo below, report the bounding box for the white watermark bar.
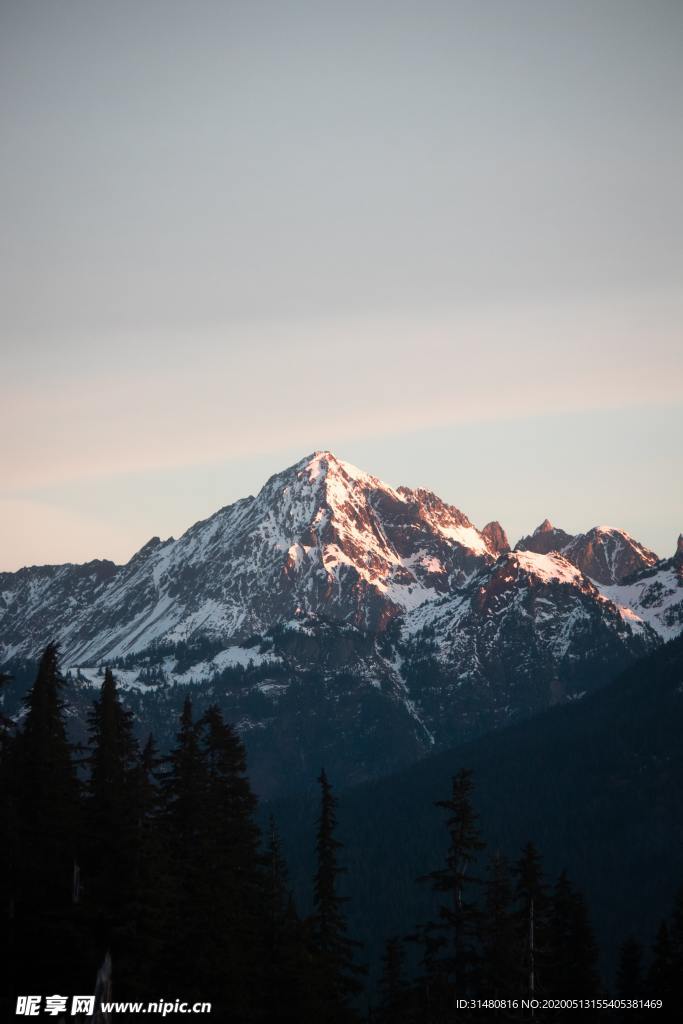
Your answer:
[16,995,212,1016]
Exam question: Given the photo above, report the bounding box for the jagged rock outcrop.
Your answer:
[515,519,575,555]
[481,520,510,555]
[0,453,500,664]
[1,452,679,796]
[561,526,658,585]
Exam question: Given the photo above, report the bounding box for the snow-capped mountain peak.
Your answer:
[515,519,659,586]
[561,526,658,585]
[0,452,679,678]
[0,452,499,664]
[1,453,680,799]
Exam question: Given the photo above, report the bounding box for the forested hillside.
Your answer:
[274,636,683,988]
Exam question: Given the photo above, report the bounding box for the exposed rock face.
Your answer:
[402,549,654,746]
[561,526,659,585]
[0,559,118,659]
[481,520,510,555]
[515,521,659,586]
[0,451,679,797]
[515,519,575,555]
[0,452,500,664]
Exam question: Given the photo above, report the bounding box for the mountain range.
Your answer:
[1,451,681,795]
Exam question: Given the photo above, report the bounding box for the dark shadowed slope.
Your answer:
[274,635,683,983]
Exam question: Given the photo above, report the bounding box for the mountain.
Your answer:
[0,452,500,664]
[515,520,659,585]
[1,451,680,795]
[274,635,683,983]
[402,547,654,744]
[562,526,659,585]
[480,520,510,555]
[597,537,683,642]
[515,518,575,555]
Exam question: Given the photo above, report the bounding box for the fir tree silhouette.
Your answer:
[310,769,364,1023]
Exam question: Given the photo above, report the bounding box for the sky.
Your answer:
[1,0,681,571]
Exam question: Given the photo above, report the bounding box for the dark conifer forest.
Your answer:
[1,641,682,1020]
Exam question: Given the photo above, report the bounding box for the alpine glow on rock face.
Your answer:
[2,450,681,665]
[1,451,681,796]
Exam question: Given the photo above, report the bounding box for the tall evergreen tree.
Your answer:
[616,937,643,999]
[513,842,550,1000]
[420,769,485,1007]
[0,666,12,734]
[408,920,450,1024]
[84,667,141,970]
[0,667,16,1022]
[10,644,84,996]
[127,732,168,1000]
[646,921,673,1000]
[668,887,683,1001]
[158,697,209,1000]
[480,852,518,1004]
[198,704,266,1019]
[546,870,600,996]
[263,815,308,1022]
[266,814,291,928]
[310,769,364,1022]
[377,937,410,1024]
[616,936,646,1024]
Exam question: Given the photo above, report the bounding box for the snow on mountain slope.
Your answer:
[0,452,499,665]
[598,540,683,641]
[405,549,653,658]
[2,453,676,798]
[0,452,676,678]
[0,560,118,661]
[516,521,660,585]
[562,526,659,585]
[399,548,656,744]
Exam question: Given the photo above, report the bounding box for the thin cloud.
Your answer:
[3,295,681,492]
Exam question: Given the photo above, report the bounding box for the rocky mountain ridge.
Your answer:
[1,452,680,795]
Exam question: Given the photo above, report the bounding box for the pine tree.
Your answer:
[310,769,364,1022]
[513,842,550,1000]
[616,936,644,999]
[84,667,140,970]
[266,814,291,927]
[377,937,410,1024]
[420,769,485,1007]
[11,644,84,996]
[163,696,207,851]
[480,852,517,1004]
[197,704,266,1019]
[615,935,646,1024]
[127,733,168,1000]
[669,887,683,1001]
[158,697,209,1001]
[0,667,16,1022]
[408,920,450,1024]
[647,921,673,999]
[263,815,308,1022]
[546,871,600,996]
[0,666,13,735]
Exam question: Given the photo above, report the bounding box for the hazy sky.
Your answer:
[1,0,681,571]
